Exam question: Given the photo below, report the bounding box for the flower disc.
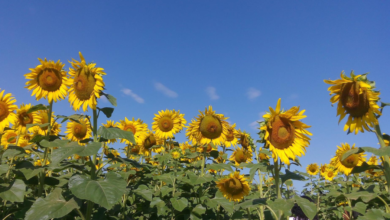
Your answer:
[306,163,319,176]
[65,117,92,145]
[15,104,41,134]
[73,67,96,101]
[200,115,222,139]
[230,147,253,166]
[331,143,366,176]
[0,90,17,133]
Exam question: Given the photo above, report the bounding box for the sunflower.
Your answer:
[324,71,381,134]
[35,110,55,135]
[152,109,185,140]
[216,171,250,202]
[34,159,50,167]
[323,167,338,181]
[230,147,253,166]
[65,117,92,145]
[14,104,41,134]
[197,143,218,154]
[171,151,181,159]
[330,143,366,176]
[258,148,270,161]
[74,154,89,161]
[306,163,319,176]
[0,90,17,133]
[173,110,187,130]
[180,141,194,154]
[117,117,147,145]
[366,155,379,175]
[186,106,229,146]
[224,123,238,147]
[68,52,106,112]
[50,122,62,136]
[102,120,117,144]
[236,130,252,152]
[25,58,70,103]
[260,98,312,165]
[1,129,18,149]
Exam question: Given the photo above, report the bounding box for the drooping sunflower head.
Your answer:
[117,117,147,145]
[1,129,18,149]
[25,58,70,103]
[0,90,17,133]
[323,167,338,181]
[236,129,251,151]
[224,123,238,147]
[258,148,270,162]
[320,164,328,176]
[14,103,41,134]
[68,52,106,112]
[260,98,312,165]
[186,106,229,146]
[64,117,92,145]
[324,71,381,134]
[50,122,62,136]
[215,171,250,202]
[306,163,319,176]
[152,109,184,140]
[229,147,253,166]
[331,143,366,176]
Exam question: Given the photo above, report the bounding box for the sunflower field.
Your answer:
[0,53,389,220]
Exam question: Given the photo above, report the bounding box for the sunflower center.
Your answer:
[226,130,235,142]
[341,154,359,168]
[235,150,247,163]
[224,177,243,195]
[73,123,87,139]
[0,101,9,121]
[74,67,96,101]
[18,112,33,126]
[123,125,136,134]
[240,135,249,149]
[269,116,295,149]
[144,135,156,150]
[340,81,370,118]
[131,147,140,154]
[38,69,63,91]
[327,171,333,178]
[158,117,174,132]
[200,115,223,139]
[309,166,317,173]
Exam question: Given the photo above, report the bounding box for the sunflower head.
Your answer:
[230,147,253,166]
[224,123,238,147]
[331,143,366,176]
[65,117,92,145]
[117,117,147,145]
[0,90,17,133]
[1,129,18,149]
[323,167,338,181]
[186,106,229,146]
[320,164,328,176]
[68,52,106,112]
[216,171,250,202]
[15,104,41,134]
[152,110,184,140]
[25,58,70,103]
[171,151,181,159]
[324,71,381,134]
[237,130,251,150]
[306,163,319,176]
[260,98,312,165]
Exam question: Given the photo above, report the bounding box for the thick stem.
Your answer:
[274,159,281,199]
[374,124,390,193]
[255,149,264,220]
[201,146,206,177]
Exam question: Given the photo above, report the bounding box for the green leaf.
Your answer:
[267,198,295,219]
[351,162,381,174]
[103,93,117,107]
[341,148,364,161]
[191,204,206,220]
[39,139,69,148]
[239,198,267,209]
[294,196,317,220]
[280,169,306,184]
[134,185,153,201]
[0,179,26,202]
[209,150,219,159]
[381,102,390,108]
[154,173,175,185]
[357,209,390,220]
[345,191,377,203]
[25,188,78,220]
[170,197,188,212]
[0,164,9,175]
[69,172,127,209]
[2,146,25,159]
[50,141,101,165]
[184,172,214,185]
[97,126,135,144]
[160,186,172,197]
[206,163,233,172]
[206,191,234,213]
[57,114,84,124]
[15,161,44,180]
[98,107,114,118]
[27,104,47,113]
[353,202,367,215]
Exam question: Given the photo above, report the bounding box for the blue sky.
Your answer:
[1,1,390,190]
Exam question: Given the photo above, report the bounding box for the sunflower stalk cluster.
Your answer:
[0,57,389,220]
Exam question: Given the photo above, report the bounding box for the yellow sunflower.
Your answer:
[197,143,218,154]
[0,90,17,133]
[236,130,252,152]
[173,110,187,130]
[64,117,92,145]
[68,52,106,112]
[306,163,319,176]
[224,123,238,147]
[14,104,41,134]
[330,143,366,176]
[320,164,328,176]
[171,151,181,159]
[186,106,229,146]
[216,171,250,202]
[50,122,62,136]
[323,167,338,181]
[102,120,117,144]
[366,155,379,175]
[260,98,312,165]
[258,148,270,161]
[25,58,70,103]
[152,109,184,140]
[324,71,381,134]
[35,110,55,135]
[230,147,253,166]
[1,129,18,149]
[117,117,147,145]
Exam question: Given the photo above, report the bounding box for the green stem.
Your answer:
[255,148,264,220]
[374,124,390,193]
[274,159,281,199]
[201,145,207,177]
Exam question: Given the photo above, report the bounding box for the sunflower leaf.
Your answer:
[97,107,114,118]
[2,146,25,159]
[49,141,101,165]
[206,163,233,172]
[170,197,188,212]
[103,93,117,107]
[293,196,317,220]
[209,150,219,159]
[0,179,26,202]
[239,198,267,209]
[97,126,135,144]
[27,104,47,113]
[280,169,306,184]
[134,185,153,201]
[340,148,365,161]
[267,198,295,219]
[351,162,382,174]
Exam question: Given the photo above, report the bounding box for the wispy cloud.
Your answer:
[206,86,219,100]
[154,82,178,98]
[247,87,261,100]
[121,88,145,103]
[249,112,266,130]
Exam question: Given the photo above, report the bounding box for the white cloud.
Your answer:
[154,82,178,98]
[121,88,145,103]
[206,86,219,100]
[247,87,261,100]
[249,111,266,130]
